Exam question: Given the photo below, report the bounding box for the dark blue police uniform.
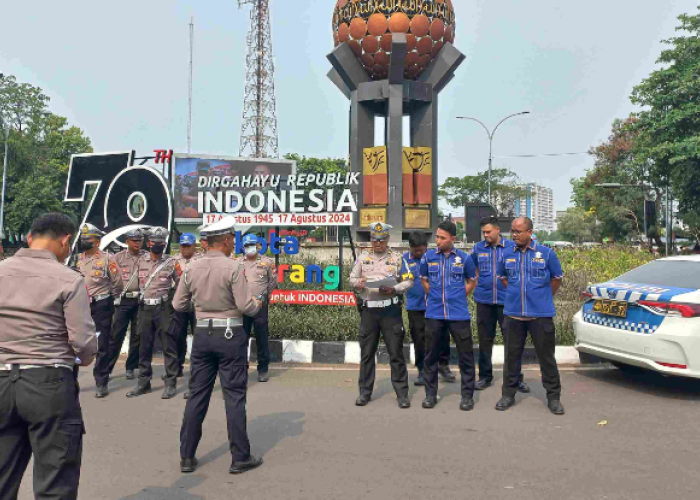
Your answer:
[497,241,563,401]
[419,248,477,405]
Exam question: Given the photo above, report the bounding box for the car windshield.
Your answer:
[615,260,700,290]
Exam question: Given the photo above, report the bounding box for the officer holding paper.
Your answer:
[349,222,413,409]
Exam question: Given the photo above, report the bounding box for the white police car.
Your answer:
[574,255,700,378]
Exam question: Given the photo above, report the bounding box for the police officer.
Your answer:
[419,220,478,411]
[108,229,146,380]
[200,231,209,253]
[471,216,529,393]
[171,233,203,375]
[174,218,263,474]
[238,234,277,383]
[0,213,97,499]
[349,222,413,409]
[126,227,181,399]
[496,217,565,415]
[76,223,123,398]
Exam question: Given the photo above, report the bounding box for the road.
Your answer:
[18,363,700,500]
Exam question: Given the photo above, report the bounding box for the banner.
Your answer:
[270,290,357,307]
[402,147,433,205]
[362,146,388,205]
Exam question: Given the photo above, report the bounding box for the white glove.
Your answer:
[114,297,122,307]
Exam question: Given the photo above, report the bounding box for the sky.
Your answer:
[1,0,699,213]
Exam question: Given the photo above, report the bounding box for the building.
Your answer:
[514,184,555,232]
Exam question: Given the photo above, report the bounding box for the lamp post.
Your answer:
[0,72,7,241]
[457,111,530,206]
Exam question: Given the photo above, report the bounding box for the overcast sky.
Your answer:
[2,0,698,211]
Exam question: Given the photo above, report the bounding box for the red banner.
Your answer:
[270,290,357,307]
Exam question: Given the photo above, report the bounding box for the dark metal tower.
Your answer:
[238,0,279,159]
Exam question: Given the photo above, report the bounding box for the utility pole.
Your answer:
[187,17,194,154]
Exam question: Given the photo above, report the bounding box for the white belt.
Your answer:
[91,293,111,303]
[143,295,169,306]
[0,364,73,371]
[365,296,400,308]
[123,292,140,299]
[196,318,244,328]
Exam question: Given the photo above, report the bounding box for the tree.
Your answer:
[630,8,700,241]
[557,208,600,244]
[438,168,525,216]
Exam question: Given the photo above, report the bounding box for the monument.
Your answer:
[328,0,464,241]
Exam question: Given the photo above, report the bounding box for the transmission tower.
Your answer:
[238,0,279,159]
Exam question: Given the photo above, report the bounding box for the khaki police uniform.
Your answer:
[174,247,261,464]
[171,251,204,371]
[76,248,123,390]
[0,248,97,499]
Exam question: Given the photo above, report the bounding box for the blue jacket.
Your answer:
[419,248,477,321]
[496,242,563,318]
[403,252,426,311]
[471,238,516,306]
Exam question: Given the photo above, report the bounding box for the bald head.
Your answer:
[511,217,534,248]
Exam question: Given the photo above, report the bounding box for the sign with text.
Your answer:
[204,212,353,226]
[270,290,357,307]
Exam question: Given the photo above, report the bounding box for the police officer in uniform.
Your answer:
[349,223,413,409]
[471,216,529,393]
[76,223,123,398]
[174,218,263,474]
[419,220,478,411]
[126,227,181,399]
[238,234,277,383]
[200,231,209,253]
[496,217,565,415]
[0,213,97,499]
[171,233,203,375]
[108,229,145,380]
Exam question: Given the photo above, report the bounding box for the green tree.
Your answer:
[557,208,600,244]
[438,168,525,216]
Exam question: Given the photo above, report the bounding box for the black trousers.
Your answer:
[180,326,251,462]
[358,304,409,398]
[243,303,269,373]
[476,302,523,384]
[91,297,114,387]
[137,302,177,388]
[407,309,450,371]
[424,319,475,398]
[502,317,561,400]
[0,366,84,500]
[108,298,140,374]
[171,309,196,369]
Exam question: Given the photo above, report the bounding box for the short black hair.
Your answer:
[408,231,428,248]
[30,213,76,239]
[480,215,500,228]
[514,216,534,231]
[437,220,457,237]
[208,234,230,246]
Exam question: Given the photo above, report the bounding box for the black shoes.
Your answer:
[95,386,109,399]
[258,372,269,383]
[177,368,184,378]
[181,458,198,473]
[495,396,516,411]
[459,397,475,411]
[183,390,191,400]
[414,372,426,386]
[162,386,177,399]
[125,370,135,380]
[518,381,531,393]
[355,394,371,406]
[422,396,438,409]
[230,456,263,474]
[398,396,411,409]
[126,384,152,398]
[438,365,456,383]
[474,379,492,391]
[548,399,565,415]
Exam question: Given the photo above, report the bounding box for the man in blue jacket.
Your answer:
[471,216,529,393]
[404,231,452,386]
[496,217,565,415]
[419,220,477,411]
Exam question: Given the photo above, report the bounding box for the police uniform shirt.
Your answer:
[137,253,179,299]
[403,251,426,312]
[173,251,204,278]
[419,248,477,321]
[236,255,277,297]
[471,238,517,306]
[496,242,564,318]
[349,249,413,301]
[114,249,145,293]
[0,248,97,366]
[173,250,261,319]
[77,249,123,299]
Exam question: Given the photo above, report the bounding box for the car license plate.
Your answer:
[593,299,628,318]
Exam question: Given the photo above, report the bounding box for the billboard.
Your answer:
[172,154,296,222]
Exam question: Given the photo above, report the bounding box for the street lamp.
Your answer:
[457,111,530,206]
[0,72,7,241]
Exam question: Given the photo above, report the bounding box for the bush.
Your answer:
[267,247,655,346]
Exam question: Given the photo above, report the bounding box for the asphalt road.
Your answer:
[17,362,700,500]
